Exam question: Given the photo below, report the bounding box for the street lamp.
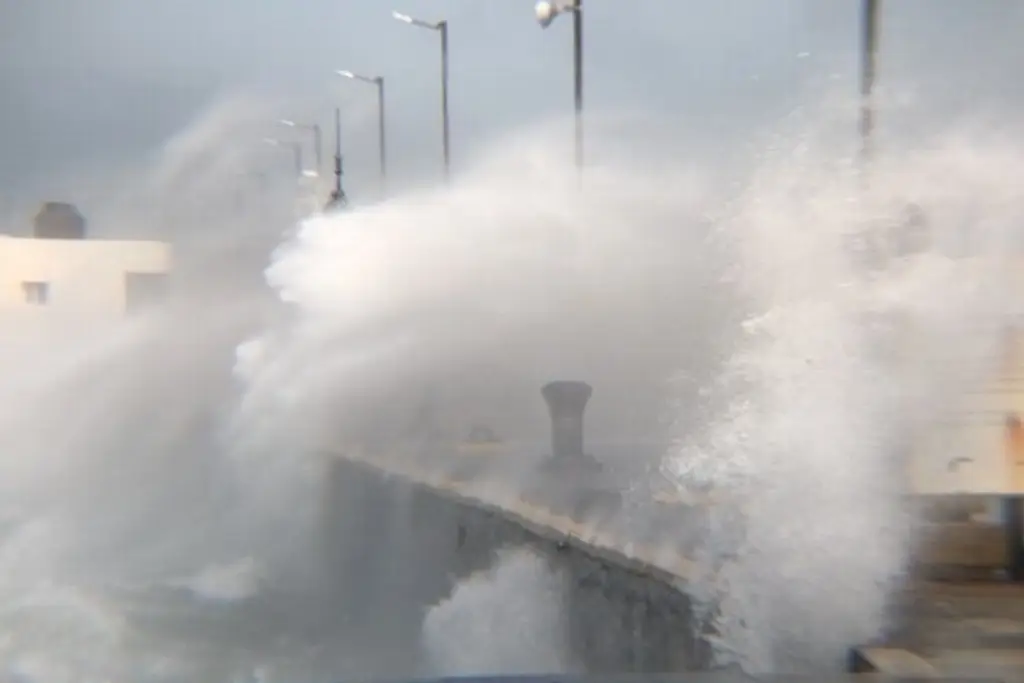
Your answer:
[393,10,450,183]
[336,69,387,193]
[263,137,305,178]
[860,0,880,169]
[534,0,583,177]
[279,119,323,175]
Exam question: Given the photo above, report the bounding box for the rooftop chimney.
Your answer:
[33,202,86,240]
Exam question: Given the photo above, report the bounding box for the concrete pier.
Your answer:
[320,381,707,673]
[322,451,706,672]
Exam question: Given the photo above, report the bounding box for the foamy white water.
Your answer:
[1,96,1023,681]
[421,549,574,675]
[665,124,1024,672]
[233,121,719,458]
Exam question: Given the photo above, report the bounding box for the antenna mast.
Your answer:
[326,107,348,211]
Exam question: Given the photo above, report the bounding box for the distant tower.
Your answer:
[33,202,86,239]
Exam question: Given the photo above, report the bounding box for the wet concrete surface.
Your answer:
[323,448,709,674]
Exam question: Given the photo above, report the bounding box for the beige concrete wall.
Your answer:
[0,236,171,315]
[910,328,1024,496]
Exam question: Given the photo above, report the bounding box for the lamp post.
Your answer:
[860,0,880,169]
[336,70,387,194]
[534,0,583,178]
[279,119,323,175]
[393,10,451,183]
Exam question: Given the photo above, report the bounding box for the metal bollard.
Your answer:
[541,380,593,460]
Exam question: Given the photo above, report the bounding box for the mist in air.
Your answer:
[2,1,1024,681]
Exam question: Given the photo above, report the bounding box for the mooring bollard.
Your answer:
[541,380,593,460]
[535,380,620,519]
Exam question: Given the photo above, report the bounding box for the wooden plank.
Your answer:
[929,648,1024,677]
[848,647,939,676]
[885,581,1024,652]
[917,522,1007,568]
[907,581,1024,607]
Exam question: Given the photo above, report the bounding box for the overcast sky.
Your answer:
[2,0,1024,229]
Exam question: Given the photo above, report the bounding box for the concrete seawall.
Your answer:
[319,380,710,673]
[322,453,708,672]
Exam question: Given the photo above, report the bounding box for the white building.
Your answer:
[0,202,172,316]
[0,236,172,315]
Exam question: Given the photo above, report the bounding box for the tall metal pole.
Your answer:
[394,11,452,182]
[377,76,387,194]
[336,70,388,195]
[333,108,342,197]
[572,0,583,177]
[327,107,348,211]
[535,1,584,180]
[313,124,323,175]
[860,0,879,168]
[440,20,451,183]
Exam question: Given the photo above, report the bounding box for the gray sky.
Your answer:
[2,0,1024,230]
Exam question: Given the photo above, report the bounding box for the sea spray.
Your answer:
[233,122,719,464]
[665,124,1024,672]
[421,548,574,675]
[2,93,1023,682]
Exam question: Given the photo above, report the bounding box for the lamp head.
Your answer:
[535,1,559,28]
